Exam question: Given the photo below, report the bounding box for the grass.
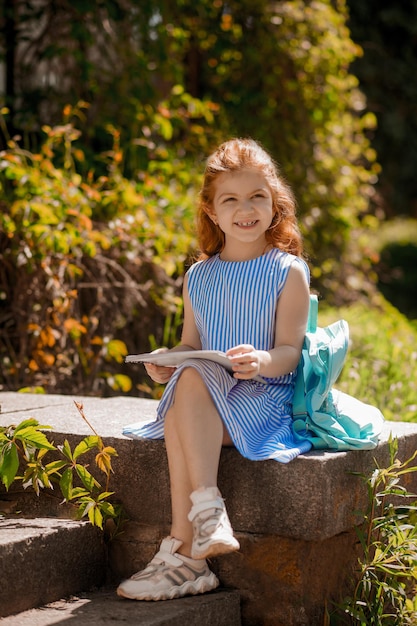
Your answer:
[319,295,417,424]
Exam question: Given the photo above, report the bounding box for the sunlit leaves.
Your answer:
[59,467,74,501]
[0,441,19,490]
[0,414,122,531]
[0,105,196,395]
[0,420,55,491]
[73,435,101,460]
[106,374,132,393]
[336,442,417,624]
[0,1,397,402]
[105,339,128,363]
[95,445,118,476]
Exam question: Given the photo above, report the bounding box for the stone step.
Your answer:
[2,391,417,625]
[0,517,106,619]
[0,588,241,626]
[2,392,415,542]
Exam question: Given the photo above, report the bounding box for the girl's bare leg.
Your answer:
[116,367,236,601]
[164,367,232,557]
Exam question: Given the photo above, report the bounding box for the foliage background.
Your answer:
[347,0,417,218]
[0,0,416,421]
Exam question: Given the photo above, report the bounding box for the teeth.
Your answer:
[237,221,256,226]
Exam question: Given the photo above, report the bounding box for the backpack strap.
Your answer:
[307,294,318,333]
[292,294,318,419]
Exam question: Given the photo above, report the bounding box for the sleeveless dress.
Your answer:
[123,248,313,463]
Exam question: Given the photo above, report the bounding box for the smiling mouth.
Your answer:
[235,220,257,227]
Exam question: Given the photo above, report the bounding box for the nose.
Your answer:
[240,198,255,212]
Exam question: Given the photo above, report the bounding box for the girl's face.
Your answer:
[209,168,274,258]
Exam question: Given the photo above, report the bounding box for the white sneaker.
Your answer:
[117,537,219,601]
[188,487,240,560]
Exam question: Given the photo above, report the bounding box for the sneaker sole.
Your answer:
[192,537,240,560]
[116,572,219,601]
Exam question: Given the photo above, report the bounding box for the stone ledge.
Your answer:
[2,392,417,626]
[0,517,106,618]
[1,392,417,542]
[0,587,241,626]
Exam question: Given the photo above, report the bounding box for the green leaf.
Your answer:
[13,419,51,431]
[93,506,103,529]
[14,427,55,450]
[45,459,68,475]
[39,470,53,489]
[69,487,90,499]
[106,339,128,363]
[75,464,101,492]
[0,442,19,490]
[77,498,94,520]
[73,435,100,460]
[107,374,132,392]
[59,467,73,500]
[0,433,11,450]
[58,439,74,462]
[97,491,115,501]
[17,387,46,394]
[99,501,117,518]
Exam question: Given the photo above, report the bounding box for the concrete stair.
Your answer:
[1,391,417,625]
[0,588,241,626]
[0,515,240,625]
[0,517,106,618]
[0,392,242,625]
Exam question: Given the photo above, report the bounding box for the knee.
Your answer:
[175,366,206,395]
[177,366,203,385]
[175,367,213,408]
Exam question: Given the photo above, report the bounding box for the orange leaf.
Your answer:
[64,318,87,336]
[40,326,56,348]
[35,351,55,367]
[28,359,39,372]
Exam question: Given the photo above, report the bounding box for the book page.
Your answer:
[125,350,233,372]
[125,350,267,383]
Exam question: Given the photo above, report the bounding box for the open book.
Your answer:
[125,350,234,372]
[125,350,267,383]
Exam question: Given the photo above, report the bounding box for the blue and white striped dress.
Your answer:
[123,248,313,463]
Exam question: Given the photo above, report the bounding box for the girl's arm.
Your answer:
[226,262,310,380]
[144,274,201,383]
[176,273,203,351]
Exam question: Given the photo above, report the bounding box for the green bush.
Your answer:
[1,0,381,304]
[0,107,197,395]
[2,105,414,410]
[171,0,380,296]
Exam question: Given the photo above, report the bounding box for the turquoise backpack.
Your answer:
[292,295,384,450]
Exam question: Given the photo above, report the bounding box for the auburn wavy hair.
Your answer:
[197,138,303,259]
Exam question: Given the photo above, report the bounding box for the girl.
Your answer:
[118,138,312,602]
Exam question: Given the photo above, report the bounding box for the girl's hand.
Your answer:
[226,344,268,380]
[144,347,176,384]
